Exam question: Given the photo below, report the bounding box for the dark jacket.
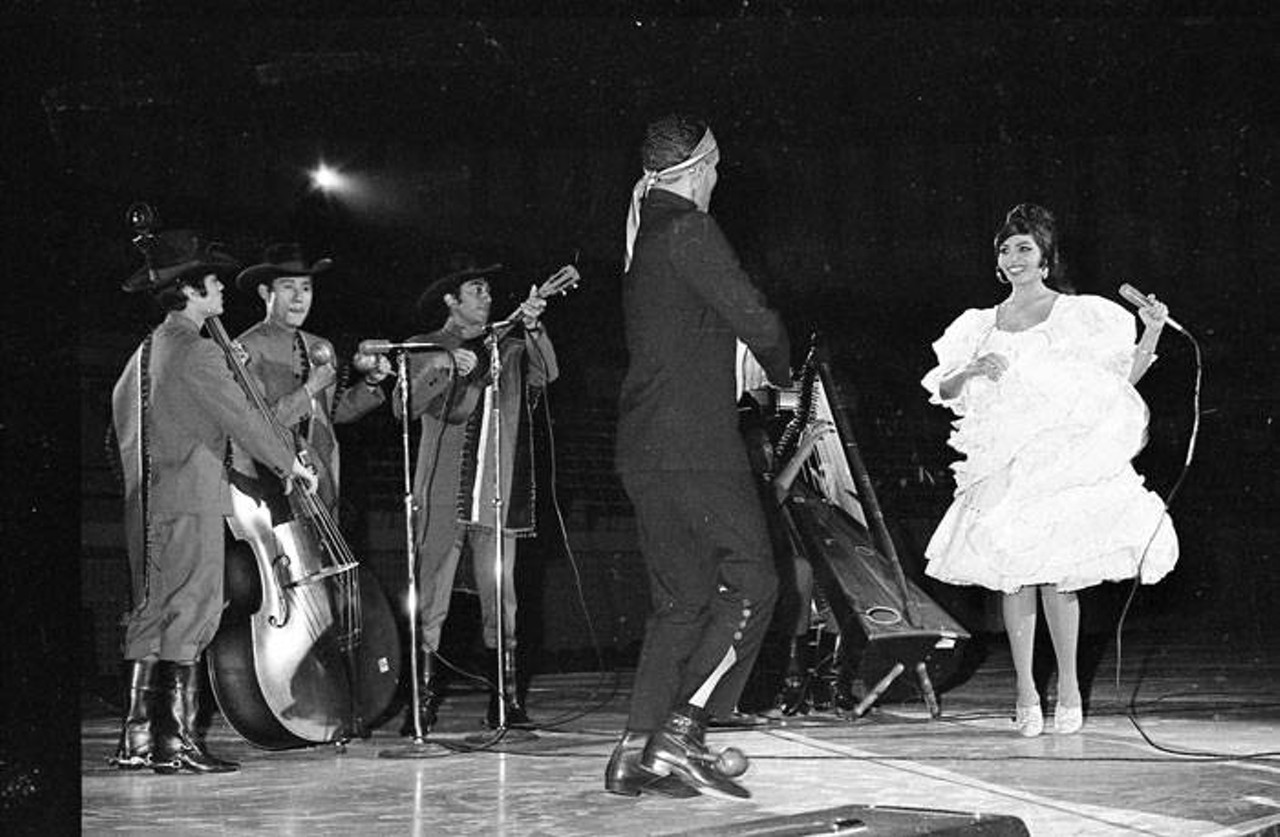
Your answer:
[616,189,790,474]
[392,321,558,536]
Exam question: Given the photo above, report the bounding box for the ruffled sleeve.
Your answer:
[922,307,993,413]
[1057,295,1137,378]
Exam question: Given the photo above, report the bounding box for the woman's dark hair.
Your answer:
[641,113,709,171]
[994,203,1060,280]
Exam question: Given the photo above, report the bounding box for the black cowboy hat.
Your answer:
[415,259,504,317]
[235,242,334,292]
[123,229,241,294]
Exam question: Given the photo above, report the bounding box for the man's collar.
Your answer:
[260,317,297,335]
[443,318,486,341]
[168,310,203,331]
[645,188,697,210]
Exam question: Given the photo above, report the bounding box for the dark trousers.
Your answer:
[621,470,778,733]
[123,511,226,663]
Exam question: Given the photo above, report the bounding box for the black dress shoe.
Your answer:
[605,746,701,798]
[640,710,751,800]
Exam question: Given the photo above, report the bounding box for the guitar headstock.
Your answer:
[536,265,581,299]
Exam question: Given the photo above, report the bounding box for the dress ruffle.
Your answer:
[922,295,1178,593]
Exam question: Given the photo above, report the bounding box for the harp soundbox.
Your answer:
[777,335,969,715]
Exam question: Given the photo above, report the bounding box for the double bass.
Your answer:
[202,313,401,749]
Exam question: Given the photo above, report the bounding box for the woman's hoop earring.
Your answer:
[996,269,1009,284]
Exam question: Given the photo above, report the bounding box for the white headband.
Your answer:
[624,128,719,271]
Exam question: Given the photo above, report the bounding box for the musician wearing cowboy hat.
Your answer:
[110,225,318,775]
[231,242,391,513]
[391,253,558,735]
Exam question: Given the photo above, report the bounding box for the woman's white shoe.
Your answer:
[1053,703,1083,735]
[1015,703,1044,738]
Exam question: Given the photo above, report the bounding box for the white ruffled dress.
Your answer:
[921,294,1178,593]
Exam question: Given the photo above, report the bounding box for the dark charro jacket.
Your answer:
[616,188,790,474]
[392,320,558,538]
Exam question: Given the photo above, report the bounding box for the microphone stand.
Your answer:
[379,350,448,758]
[464,326,537,746]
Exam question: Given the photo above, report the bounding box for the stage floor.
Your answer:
[82,628,1280,836]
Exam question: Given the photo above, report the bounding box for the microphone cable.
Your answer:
[441,327,621,756]
[1106,323,1269,760]
[515,334,625,732]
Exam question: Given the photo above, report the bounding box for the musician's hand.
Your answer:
[799,420,835,449]
[518,284,547,329]
[231,340,251,367]
[284,459,319,496]
[361,354,393,384]
[352,351,389,379]
[451,348,478,376]
[305,362,338,396]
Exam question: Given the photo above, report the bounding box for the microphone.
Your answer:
[357,339,447,354]
[484,317,519,334]
[1118,283,1186,334]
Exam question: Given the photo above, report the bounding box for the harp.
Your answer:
[771,334,969,716]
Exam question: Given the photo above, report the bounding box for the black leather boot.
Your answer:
[774,636,810,716]
[400,650,443,737]
[830,635,858,714]
[152,662,238,774]
[108,658,160,769]
[640,705,751,799]
[605,733,700,798]
[809,631,838,712]
[486,648,534,730]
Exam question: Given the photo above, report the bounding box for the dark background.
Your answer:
[3,2,1277,829]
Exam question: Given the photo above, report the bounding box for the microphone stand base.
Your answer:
[376,738,452,759]
[450,726,540,752]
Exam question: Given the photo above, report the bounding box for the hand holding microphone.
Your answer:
[305,341,338,395]
[1119,283,1186,334]
[353,350,393,384]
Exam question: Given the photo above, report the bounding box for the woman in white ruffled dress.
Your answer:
[922,204,1178,737]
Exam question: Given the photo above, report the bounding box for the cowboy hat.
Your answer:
[235,242,333,291]
[415,259,504,317]
[123,229,241,294]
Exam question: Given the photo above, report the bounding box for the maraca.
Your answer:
[716,747,748,778]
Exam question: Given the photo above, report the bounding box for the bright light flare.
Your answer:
[310,163,345,192]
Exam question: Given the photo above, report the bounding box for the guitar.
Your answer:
[490,264,581,336]
[423,264,580,423]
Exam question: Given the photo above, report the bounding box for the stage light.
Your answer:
[310,163,344,192]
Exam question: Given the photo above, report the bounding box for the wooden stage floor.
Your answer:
[81,627,1280,836]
